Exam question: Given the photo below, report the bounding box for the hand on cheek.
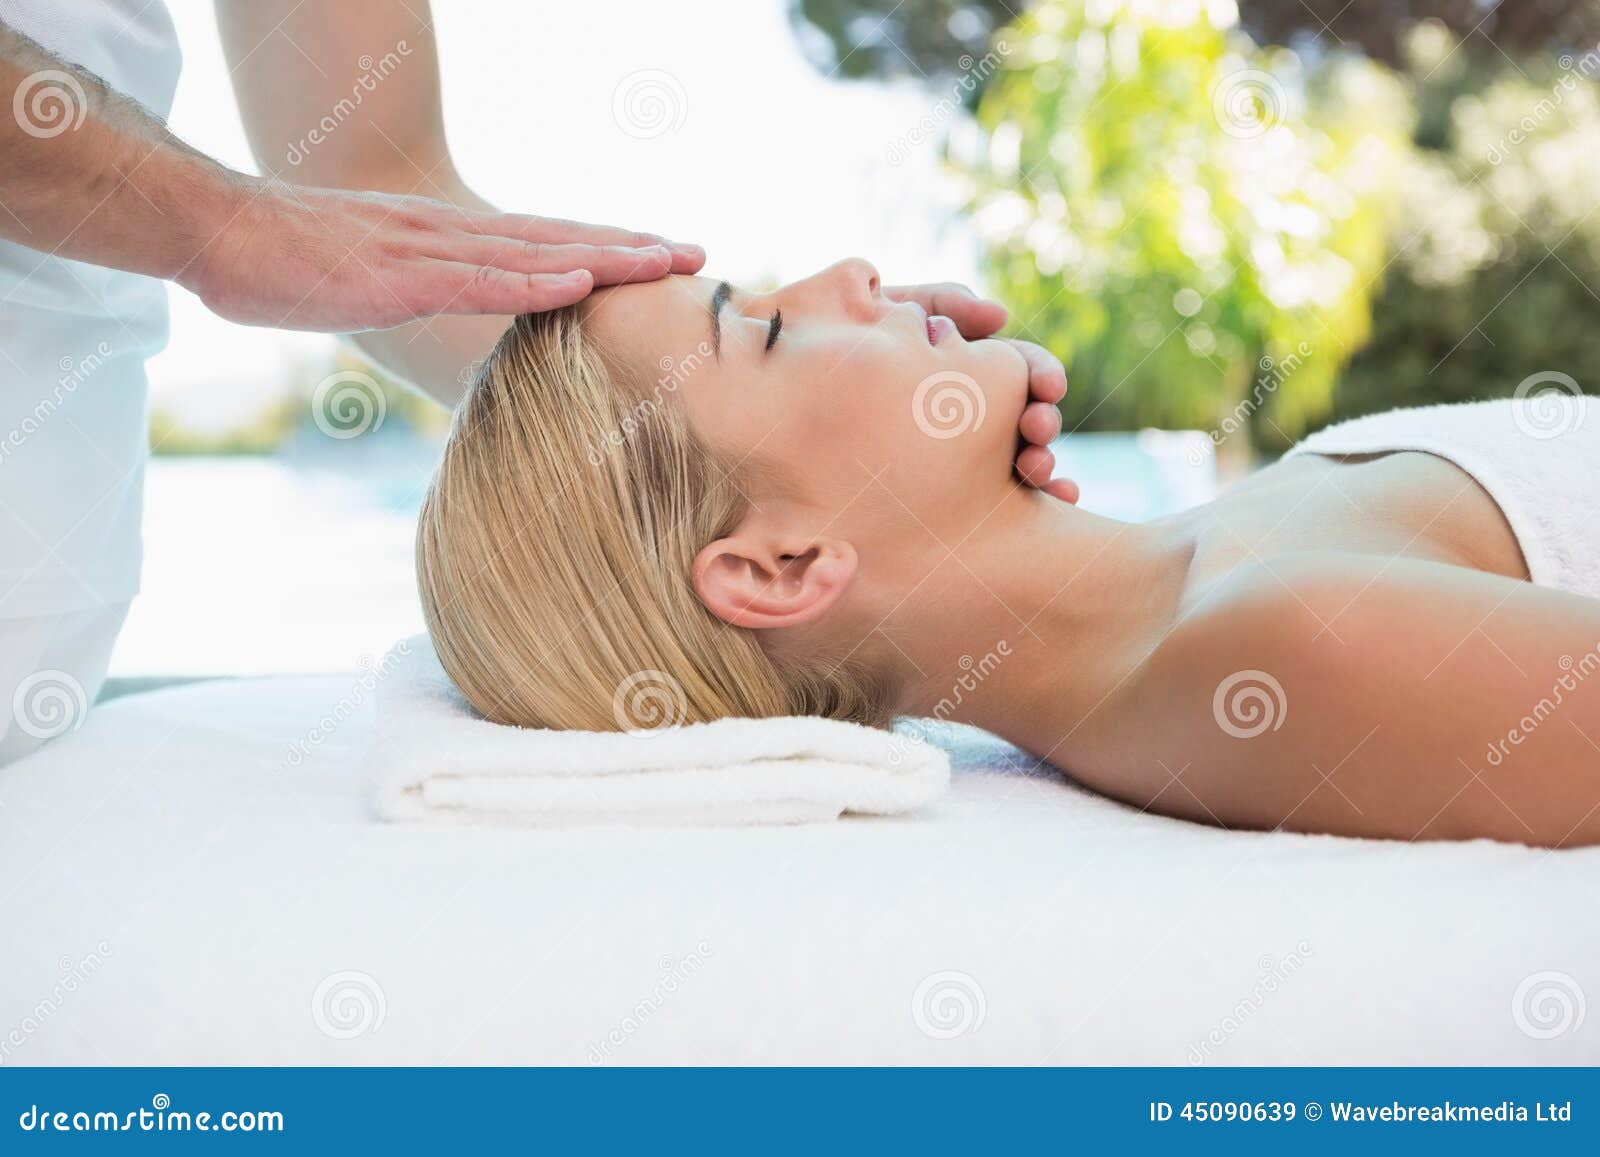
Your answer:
[1007,339,1078,504]
[883,284,1080,504]
[1015,443,1081,504]
[883,282,1008,338]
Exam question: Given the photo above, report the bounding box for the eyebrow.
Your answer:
[708,280,732,361]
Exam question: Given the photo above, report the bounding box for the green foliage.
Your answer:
[790,0,1014,80]
[960,0,1410,442]
[149,398,299,456]
[1240,1,1596,69]
[790,1,1595,79]
[149,349,448,456]
[1332,34,1600,432]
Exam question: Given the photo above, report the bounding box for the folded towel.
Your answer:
[366,636,949,827]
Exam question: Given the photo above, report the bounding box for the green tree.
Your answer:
[1242,1,1597,68]
[1333,29,1600,428]
[959,0,1409,446]
[790,0,1015,80]
[789,0,1594,78]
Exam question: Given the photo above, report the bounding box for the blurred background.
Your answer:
[121,0,1600,680]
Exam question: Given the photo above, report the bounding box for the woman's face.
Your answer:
[585,259,1029,533]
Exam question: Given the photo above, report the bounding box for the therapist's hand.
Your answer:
[182,179,706,333]
[885,283,1080,504]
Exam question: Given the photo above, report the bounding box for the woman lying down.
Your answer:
[416,259,1600,849]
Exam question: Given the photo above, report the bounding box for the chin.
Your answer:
[972,337,1030,425]
[898,340,1027,478]
[946,344,1028,477]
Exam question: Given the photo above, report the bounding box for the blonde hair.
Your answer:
[416,308,891,732]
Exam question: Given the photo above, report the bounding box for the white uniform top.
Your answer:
[0,0,181,617]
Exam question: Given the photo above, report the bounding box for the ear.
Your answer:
[691,534,858,630]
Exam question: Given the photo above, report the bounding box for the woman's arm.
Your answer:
[1126,554,1600,847]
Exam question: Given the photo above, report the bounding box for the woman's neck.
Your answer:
[878,486,1197,761]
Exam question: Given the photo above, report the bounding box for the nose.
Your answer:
[783,258,882,322]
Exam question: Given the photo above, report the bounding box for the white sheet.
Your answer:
[2,675,1596,1064]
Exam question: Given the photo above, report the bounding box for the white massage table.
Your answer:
[2,674,1596,1065]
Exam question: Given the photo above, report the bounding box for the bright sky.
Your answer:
[149,0,985,429]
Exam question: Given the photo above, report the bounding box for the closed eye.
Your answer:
[765,309,782,354]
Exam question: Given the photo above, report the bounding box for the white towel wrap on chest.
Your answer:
[1286,397,1600,600]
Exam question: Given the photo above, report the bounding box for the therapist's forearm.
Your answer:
[217,0,519,404]
[4,13,693,334]
[282,159,510,405]
[315,172,510,408]
[0,21,244,286]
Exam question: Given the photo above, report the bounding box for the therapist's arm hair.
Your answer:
[0,13,696,335]
[0,20,237,286]
[215,0,534,403]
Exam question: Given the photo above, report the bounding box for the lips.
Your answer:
[926,315,957,346]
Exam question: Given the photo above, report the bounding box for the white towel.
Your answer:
[1287,397,1600,599]
[366,636,949,827]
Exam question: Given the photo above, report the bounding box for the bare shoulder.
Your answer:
[1158,551,1600,683]
[1099,553,1600,845]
